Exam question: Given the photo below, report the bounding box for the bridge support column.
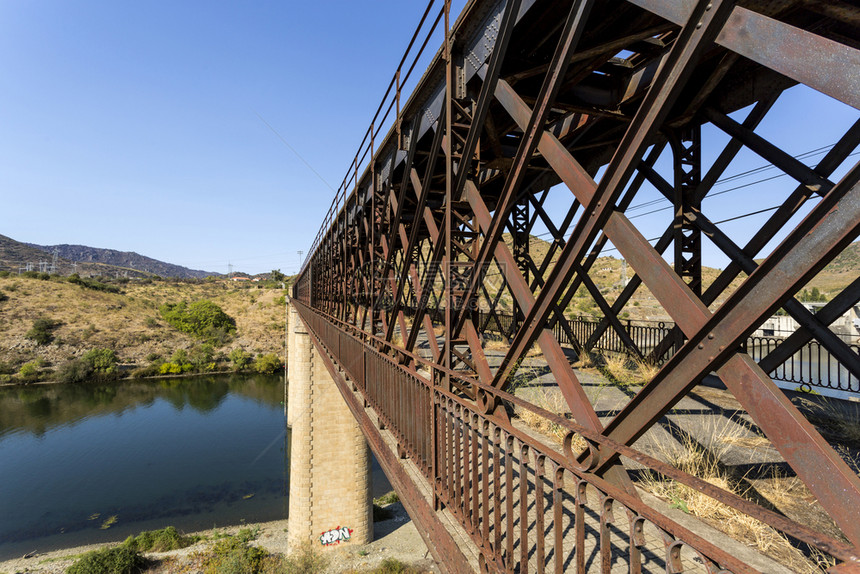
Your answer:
[287,303,372,551]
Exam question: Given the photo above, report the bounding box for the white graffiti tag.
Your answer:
[319,526,353,546]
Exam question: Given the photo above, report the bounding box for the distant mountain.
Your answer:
[29,242,218,279]
[0,234,219,279]
[0,234,64,274]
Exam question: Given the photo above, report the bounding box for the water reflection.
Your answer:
[0,374,288,560]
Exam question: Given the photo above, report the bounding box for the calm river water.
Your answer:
[0,374,290,560]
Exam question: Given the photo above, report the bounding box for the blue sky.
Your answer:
[1,1,856,275]
[0,0,464,275]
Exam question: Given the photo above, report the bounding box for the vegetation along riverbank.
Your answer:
[0,272,291,385]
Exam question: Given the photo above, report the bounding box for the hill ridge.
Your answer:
[0,234,217,279]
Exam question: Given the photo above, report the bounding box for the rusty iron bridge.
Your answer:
[290,0,860,571]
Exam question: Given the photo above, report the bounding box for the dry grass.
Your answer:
[599,353,658,386]
[0,276,286,370]
[525,344,544,358]
[571,352,597,368]
[797,397,860,445]
[639,422,835,573]
[483,338,509,352]
[517,389,570,444]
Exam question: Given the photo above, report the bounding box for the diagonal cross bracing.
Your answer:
[294,0,860,569]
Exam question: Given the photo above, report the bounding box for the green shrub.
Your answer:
[55,358,94,383]
[374,491,400,506]
[159,300,236,342]
[67,273,122,294]
[83,348,118,374]
[171,349,189,364]
[0,290,8,302]
[145,353,162,363]
[190,344,215,369]
[228,348,252,370]
[123,526,199,553]
[373,558,424,574]
[66,545,146,574]
[26,318,59,345]
[204,536,266,574]
[236,526,260,543]
[19,362,39,380]
[159,362,183,375]
[253,353,282,374]
[0,270,10,278]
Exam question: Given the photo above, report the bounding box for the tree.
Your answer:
[159,300,236,342]
[84,348,118,374]
[270,269,285,283]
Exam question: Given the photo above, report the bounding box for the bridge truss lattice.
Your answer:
[293,0,860,571]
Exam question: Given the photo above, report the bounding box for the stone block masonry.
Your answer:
[287,302,372,551]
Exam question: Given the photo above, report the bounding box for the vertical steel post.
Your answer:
[511,195,530,334]
[671,125,703,296]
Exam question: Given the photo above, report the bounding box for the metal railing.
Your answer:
[294,301,857,573]
[472,311,859,394]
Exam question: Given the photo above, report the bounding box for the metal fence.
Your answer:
[473,311,859,394]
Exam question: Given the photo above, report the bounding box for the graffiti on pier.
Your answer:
[320,525,353,546]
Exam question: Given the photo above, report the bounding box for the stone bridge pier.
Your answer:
[286,302,372,551]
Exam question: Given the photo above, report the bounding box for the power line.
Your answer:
[255,111,336,193]
[529,142,859,243]
[596,204,783,256]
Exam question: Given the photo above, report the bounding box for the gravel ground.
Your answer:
[0,503,439,574]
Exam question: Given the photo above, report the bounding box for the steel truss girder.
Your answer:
[295,0,860,564]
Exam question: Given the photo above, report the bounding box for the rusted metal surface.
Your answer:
[293,0,860,570]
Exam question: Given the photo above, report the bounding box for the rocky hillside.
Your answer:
[28,242,217,279]
[1,233,221,279]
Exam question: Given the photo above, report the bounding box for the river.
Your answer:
[0,374,291,560]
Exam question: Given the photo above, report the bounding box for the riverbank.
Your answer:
[0,368,268,388]
[0,504,438,574]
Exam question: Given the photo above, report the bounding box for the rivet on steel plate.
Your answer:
[697,343,704,349]
[697,21,703,29]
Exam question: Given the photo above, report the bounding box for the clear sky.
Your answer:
[0,0,465,275]
[1,1,857,276]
